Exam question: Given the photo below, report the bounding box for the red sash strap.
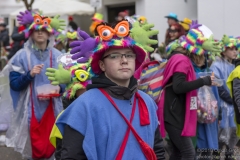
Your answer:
[99,88,156,160]
[30,83,55,159]
[29,50,55,159]
[135,92,150,126]
[116,91,137,160]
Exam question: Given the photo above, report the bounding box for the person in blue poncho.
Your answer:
[190,53,220,160]
[210,35,239,160]
[4,10,66,159]
[54,20,165,160]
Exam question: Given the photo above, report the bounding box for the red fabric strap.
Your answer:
[135,92,150,126]
[116,92,137,160]
[99,88,156,160]
[28,50,55,159]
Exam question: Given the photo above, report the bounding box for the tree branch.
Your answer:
[29,0,34,8]
[22,0,34,10]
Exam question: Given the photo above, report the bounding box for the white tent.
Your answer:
[0,0,24,17]
[10,0,94,18]
[8,0,95,35]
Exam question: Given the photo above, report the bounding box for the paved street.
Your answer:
[0,146,26,160]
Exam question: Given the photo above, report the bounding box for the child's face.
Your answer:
[169,26,179,41]
[31,29,50,44]
[99,48,136,84]
[223,47,238,60]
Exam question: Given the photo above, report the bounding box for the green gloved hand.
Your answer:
[130,21,159,52]
[222,34,230,45]
[45,64,71,85]
[50,15,66,32]
[202,35,222,53]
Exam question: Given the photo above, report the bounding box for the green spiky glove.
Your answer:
[222,34,230,45]
[210,41,223,60]
[50,15,66,32]
[202,35,222,53]
[130,21,159,52]
[45,64,71,85]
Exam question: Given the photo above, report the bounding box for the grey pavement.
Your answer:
[0,146,26,160]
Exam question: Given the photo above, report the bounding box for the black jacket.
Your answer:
[0,29,9,47]
[164,72,211,129]
[8,27,27,59]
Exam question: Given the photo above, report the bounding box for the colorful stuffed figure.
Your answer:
[46,29,93,100]
[70,20,159,63]
[46,60,92,100]
[17,10,65,38]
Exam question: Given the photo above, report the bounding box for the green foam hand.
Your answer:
[130,21,159,52]
[50,15,66,32]
[202,35,222,53]
[222,34,230,45]
[46,64,71,85]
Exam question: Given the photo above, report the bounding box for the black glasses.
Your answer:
[102,53,136,61]
[169,29,179,33]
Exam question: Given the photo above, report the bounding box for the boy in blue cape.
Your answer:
[54,20,165,159]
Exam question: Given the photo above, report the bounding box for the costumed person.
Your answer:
[4,10,66,159]
[164,23,185,46]
[164,12,179,26]
[210,35,239,160]
[158,22,222,160]
[117,10,129,21]
[55,30,78,53]
[52,20,165,159]
[68,16,78,31]
[89,13,103,36]
[46,38,92,159]
[227,52,240,146]
[55,33,67,53]
[188,35,221,159]
[164,12,178,43]
[0,23,10,49]
[179,18,192,34]
[8,24,28,59]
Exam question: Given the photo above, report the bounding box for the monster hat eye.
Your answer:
[96,25,115,41]
[42,18,51,26]
[75,70,89,82]
[115,20,129,38]
[34,15,43,25]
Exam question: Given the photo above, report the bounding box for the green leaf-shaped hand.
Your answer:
[202,35,222,53]
[50,15,66,32]
[45,64,71,85]
[222,34,230,45]
[130,21,159,52]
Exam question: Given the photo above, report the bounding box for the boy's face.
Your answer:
[223,47,238,60]
[31,29,50,43]
[99,48,136,83]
